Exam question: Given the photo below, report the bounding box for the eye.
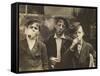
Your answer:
[30,26,33,29]
[62,25,65,28]
[34,27,38,30]
[78,32,81,34]
[58,24,61,27]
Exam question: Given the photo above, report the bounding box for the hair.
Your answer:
[24,16,41,30]
[54,16,69,29]
[69,21,85,34]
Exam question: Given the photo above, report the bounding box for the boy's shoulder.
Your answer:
[83,40,93,49]
[37,40,46,47]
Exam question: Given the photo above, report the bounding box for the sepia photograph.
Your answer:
[11,2,97,73]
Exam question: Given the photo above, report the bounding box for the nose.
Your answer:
[32,28,35,32]
[60,25,63,29]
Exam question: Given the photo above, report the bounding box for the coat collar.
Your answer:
[54,33,66,39]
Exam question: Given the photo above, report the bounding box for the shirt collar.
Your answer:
[54,33,66,39]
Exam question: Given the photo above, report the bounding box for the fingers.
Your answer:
[73,38,79,44]
[70,37,79,50]
[50,57,58,65]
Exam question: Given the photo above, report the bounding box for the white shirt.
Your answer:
[54,34,66,62]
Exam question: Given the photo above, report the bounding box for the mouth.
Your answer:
[28,34,36,40]
[57,30,63,34]
[28,35,31,38]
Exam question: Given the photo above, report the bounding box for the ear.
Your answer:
[24,27,28,35]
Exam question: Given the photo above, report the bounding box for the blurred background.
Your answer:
[19,4,97,50]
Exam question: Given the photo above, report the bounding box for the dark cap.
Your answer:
[24,16,41,28]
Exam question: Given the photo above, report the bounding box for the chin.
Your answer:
[28,34,36,40]
[58,32,63,35]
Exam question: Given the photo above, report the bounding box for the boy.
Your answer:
[19,16,48,71]
[63,22,96,68]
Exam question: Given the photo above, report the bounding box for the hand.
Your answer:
[50,57,58,66]
[73,37,79,44]
[70,38,79,50]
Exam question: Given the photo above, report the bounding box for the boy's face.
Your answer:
[25,22,40,40]
[55,19,65,35]
[73,26,84,40]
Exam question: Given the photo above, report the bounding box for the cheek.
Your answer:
[32,30,39,35]
[26,29,33,35]
[62,28,65,31]
[35,30,39,34]
[73,34,77,38]
[55,25,60,29]
[78,33,83,38]
[56,27,62,31]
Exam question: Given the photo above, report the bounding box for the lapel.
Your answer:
[61,38,66,55]
[79,40,87,62]
[74,40,87,63]
[51,37,57,56]
[21,39,30,55]
[21,39,39,59]
[74,44,80,59]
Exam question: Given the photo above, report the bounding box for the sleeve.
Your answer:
[45,38,54,69]
[41,42,49,70]
[62,47,75,69]
[88,43,96,66]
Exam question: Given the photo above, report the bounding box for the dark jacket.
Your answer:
[46,35,71,70]
[19,39,48,71]
[62,40,96,69]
